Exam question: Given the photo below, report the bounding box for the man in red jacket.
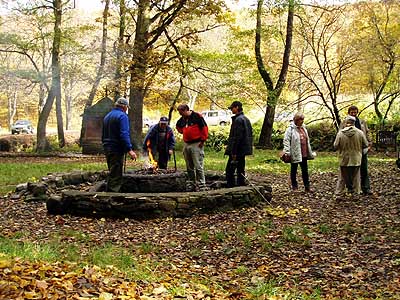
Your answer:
[176,104,209,191]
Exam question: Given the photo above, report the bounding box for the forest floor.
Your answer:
[0,157,399,299]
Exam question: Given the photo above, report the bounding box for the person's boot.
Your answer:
[185,181,195,192]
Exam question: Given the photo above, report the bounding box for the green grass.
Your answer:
[0,234,161,281]
[0,162,106,195]
[0,236,59,262]
[0,148,393,195]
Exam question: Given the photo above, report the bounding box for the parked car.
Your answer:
[11,120,34,134]
[201,110,231,126]
[143,117,157,128]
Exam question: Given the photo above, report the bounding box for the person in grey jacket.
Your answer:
[283,112,314,192]
[345,105,372,195]
[225,101,253,187]
[334,116,368,195]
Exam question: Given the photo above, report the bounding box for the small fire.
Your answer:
[146,140,158,170]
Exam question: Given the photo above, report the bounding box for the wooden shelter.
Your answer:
[81,97,114,154]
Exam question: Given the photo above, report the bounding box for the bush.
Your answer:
[205,127,230,152]
[306,122,337,151]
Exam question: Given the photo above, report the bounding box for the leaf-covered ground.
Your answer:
[0,159,399,299]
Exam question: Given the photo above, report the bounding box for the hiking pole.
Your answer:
[124,153,127,174]
[173,149,177,172]
[241,173,272,206]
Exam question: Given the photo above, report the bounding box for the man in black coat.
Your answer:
[225,101,253,187]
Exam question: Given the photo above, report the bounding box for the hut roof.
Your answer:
[83,97,114,116]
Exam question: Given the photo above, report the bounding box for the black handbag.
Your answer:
[280,153,291,163]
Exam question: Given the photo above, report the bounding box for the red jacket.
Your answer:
[176,111,208,143]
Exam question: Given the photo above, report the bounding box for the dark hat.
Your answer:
[228,101,242,109]
[159,116,168,124]
[115,97,130,108]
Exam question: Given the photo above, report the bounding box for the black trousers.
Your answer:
[290,158,310,189]
[105,152,124,192]
[360,153,370,193]
[226,155,246,187]
[157,150,169,169]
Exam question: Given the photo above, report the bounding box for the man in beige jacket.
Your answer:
[334,116,368,195]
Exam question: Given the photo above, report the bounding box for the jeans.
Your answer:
[290,158,310,189]
[226,155,246,187]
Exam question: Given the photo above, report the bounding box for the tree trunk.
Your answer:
[128,0,150,149]
[79,0,110,145]
[255,0,294,148]
[113,0,126,100]
[65,80,72,130]
[168,78,184,123]
[56,74,65,147]
[38,83,46,114]
[38,37,48,114]
[257,98,275,148]
[36,0,63,152]
[8,89,17,130]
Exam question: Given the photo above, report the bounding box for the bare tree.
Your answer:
[291,5,358,130]
[354,1,400,127]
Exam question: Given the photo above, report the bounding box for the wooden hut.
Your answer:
[81,97,114,154]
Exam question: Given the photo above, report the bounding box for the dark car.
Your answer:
[11,120,34,134]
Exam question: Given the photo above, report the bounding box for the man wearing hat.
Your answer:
[142,116,176,169]
[225,101,253,187]
[102,97,137,192]
[334,115,368,196]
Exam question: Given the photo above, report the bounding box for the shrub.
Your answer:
[205,126,230,152]
[306,122,337,151]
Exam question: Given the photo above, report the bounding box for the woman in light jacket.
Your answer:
[283,112,314,192]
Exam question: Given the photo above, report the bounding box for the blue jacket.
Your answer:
[142,124,175,155]
[102,107,132,154]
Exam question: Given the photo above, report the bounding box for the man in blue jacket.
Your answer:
[102,97,137,192]
[142,116,176,169]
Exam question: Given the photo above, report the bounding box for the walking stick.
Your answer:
[173,149,177,172]
[241,173,272,205]
[124,153,127,174]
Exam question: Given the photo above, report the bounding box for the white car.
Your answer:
[143,117,157,128]
[11,120,34,134]
[201,110,231,126]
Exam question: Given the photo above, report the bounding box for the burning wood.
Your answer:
[135,168,175,175]
[146,140,158,171]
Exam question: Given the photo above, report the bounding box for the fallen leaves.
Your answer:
[0,158,400,299]
[1,260,140,299]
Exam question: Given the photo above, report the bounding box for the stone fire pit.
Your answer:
[17,169,272,219]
